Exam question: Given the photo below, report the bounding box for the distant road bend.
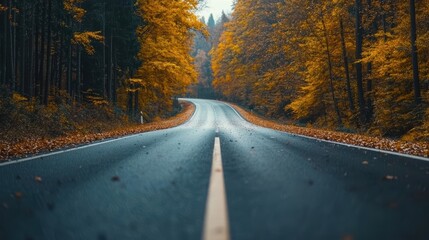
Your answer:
[1,99,429,240]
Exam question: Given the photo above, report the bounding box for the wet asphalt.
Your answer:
[0,99,429,240]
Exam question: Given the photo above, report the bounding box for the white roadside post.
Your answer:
[140,111,144,124]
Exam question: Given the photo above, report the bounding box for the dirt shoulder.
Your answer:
[228,103,429,158]
[0,102,195,162]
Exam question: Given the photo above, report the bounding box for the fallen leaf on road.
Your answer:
[14,192,23,199]
[383,175,398,180]
[34,176,42,183]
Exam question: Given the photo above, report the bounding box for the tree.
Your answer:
[409,0,421,104]
[133,0,205,118]
[212,0,429,139]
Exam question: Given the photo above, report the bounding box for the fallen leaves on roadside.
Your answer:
[230,103,429,158]
[0,102,195,161]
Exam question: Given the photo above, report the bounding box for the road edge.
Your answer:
[0,101,196,166]
[223,101,429,162]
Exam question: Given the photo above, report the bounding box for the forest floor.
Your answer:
[0,101,195,162]
[229,103,429,158]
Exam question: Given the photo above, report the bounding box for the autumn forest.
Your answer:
[210,0,429,141]
[0,0,203,144]
[1,0,429,147]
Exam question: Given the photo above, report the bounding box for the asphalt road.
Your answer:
[1,99,429,240]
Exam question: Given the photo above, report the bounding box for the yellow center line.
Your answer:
[202,137,230,240]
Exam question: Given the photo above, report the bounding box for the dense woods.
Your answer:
[0,0,202,141]
[190,12,228,99]
[212,0,429,141]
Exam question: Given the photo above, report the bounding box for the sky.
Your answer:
[197,0,234,23]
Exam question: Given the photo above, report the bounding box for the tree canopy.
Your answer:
[211,0,429,140]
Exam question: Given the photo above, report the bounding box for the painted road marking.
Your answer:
[223,101,429,162]
[203,137,230,240]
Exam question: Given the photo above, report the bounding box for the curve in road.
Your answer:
[0,99,429,240]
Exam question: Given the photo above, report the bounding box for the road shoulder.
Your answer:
[0,101,195,162]
[227,102,429,159]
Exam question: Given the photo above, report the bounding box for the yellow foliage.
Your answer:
[64,0,86,22]
[133,0,204,116]
[0,4,7,12]
[72,31,104,55]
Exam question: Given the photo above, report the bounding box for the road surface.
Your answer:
[1,99,429,240]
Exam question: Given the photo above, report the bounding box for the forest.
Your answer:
[1,0,428,145]
[0,0,203,141]
[211,0,429,141]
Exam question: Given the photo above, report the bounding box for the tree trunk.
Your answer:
[20,4,26,95]
[112,48,117,105]
[38,0,46,104]
[67,33,72,95]
[28,3,36,99]
[355,0,366,122]
[102,2,107,98]
[43,0,52,105]
[322,17,342,125]
[409,0,421,104]
[108,33,113,101]
[340,17,355,111]
[2,9,7,86]
[33,0,40,99]
[127,90,133,118]
[57,31,64,92]
[9,0,16,92]
[77,45,82,102]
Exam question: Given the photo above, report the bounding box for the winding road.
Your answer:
[1,99,429,240]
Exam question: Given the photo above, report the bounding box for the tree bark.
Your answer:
[340,17,355,111]
[409,0,421,104]
[33,0,40,99]
[20,4,26,95]
[38,0,46,104]
[28,4,35,99]
[108,33,113,101]
[9,0,16,92]
[43,0,52,105]
[2,4,7,86]
[322,17,342,125]
[102,2,107,98]
[77,45,82,102]
[67,24,72,96]
[355,0,366,122]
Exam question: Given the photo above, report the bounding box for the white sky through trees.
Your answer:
[198,0,233,22]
